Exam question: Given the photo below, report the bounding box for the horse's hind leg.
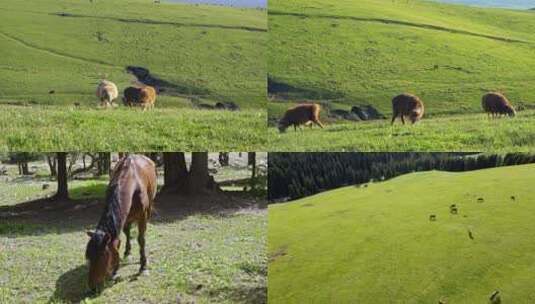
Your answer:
[123,223,132,259]
[137,220,148,274]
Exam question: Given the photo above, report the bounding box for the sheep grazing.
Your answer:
[123,86,157,111]
[278,103,324,133]
[391,93,425,125]
[482,92,515,117]
[96,80,118,107]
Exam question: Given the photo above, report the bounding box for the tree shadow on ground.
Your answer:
[211,285,267,304]
[48,264,91,304]
[0,191,265,236]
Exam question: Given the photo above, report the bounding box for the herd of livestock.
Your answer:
[277,92,517,132]
[96,80,156,110]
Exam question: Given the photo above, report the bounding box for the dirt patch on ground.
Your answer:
[269,246,288,263]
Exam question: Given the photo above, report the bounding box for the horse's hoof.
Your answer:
[123,254,131,262]
[112,273,121,281]
[140,269,150,276]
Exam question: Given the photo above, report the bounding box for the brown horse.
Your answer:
[85,154,157,291]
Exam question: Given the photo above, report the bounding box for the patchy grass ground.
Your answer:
[267,110,535,151]
[0,105,266,151]
[0,0,266,151]
[0,172,266,304]
[268,164,535,303]
[0,198,266,304]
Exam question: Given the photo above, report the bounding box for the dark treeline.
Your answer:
[268,153,535,202]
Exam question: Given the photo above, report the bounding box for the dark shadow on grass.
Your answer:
[48,264,91,304]
[268,76,345,100]
[51,12,266,32]
[210,285,267,304]
[0,191,265,236]
[125,66,211,97]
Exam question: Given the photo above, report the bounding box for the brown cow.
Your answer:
[482,92,515,117]
[123,86,157,111]
[278,103,324,133]
[391,93,425,125]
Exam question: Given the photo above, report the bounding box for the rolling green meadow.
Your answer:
[0,0,266,150]
[268,0,535,151]
[268,164,535,303]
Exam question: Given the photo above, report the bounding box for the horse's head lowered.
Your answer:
[85,230,120,291]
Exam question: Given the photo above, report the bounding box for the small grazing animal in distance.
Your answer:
[429,215,436,221]
[489,290,501,304]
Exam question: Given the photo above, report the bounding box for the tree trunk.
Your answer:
[248,152,257,190]
[219,152,230,166]
[163,152,188,190]
[187,152,210,194]
[55,152,69,200]
[47,155,57,177]
[97,152,111,176]
[21,162,30,175]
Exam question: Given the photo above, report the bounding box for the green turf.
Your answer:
[0,105,266,151]
[0,0,266,150]
[268,109,535,151]
[0,210,266,304]
[268,164,535,303]
[268,0,535,150]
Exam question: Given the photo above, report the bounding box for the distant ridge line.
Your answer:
[269,10,529,44]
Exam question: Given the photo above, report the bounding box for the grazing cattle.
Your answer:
[391,93,425,125]
[278,103,324,133]
[482,92,515,117]
[123,86,157,111]
[468,230,474,240]
[489,290,501,304]
[450,205,458,214]
[96,80,119,107]
[85,155,157,292]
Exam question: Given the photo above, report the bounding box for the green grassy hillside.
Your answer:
[1,0,266,107]
[269,164,535,303]
[269,0,535,115]
[0,0,266,150]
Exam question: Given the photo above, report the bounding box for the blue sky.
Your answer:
[433,0,535,9]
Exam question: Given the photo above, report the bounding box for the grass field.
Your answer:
[0,203,266,304]
[268,164,535,303]
[0,0,266,150]
[0,105,266,151]
[268,109,535,151]
[0,159,267,303]
[268,0,535,150]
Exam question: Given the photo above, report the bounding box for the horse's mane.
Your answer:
[97,183,122,239]
[86,159,128,262]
